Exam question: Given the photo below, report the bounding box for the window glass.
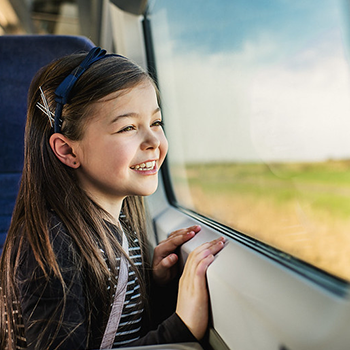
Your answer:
[0,0,80,35]
[149,0,350,280]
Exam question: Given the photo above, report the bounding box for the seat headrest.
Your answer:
[0,35,95,251]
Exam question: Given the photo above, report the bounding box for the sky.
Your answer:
[150,0,350,163]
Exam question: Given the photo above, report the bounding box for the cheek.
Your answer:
[111,145,133,169]
[160,135,169,164]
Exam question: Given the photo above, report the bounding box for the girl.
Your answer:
[0,47,225,350]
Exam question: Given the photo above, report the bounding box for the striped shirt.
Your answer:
[102,221,145,348]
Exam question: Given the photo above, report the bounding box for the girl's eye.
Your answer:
[118,125,135,133]
[152,120,164,127]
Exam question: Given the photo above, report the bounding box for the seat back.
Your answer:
[0,35,94,252]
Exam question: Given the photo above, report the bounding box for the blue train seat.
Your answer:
[0,35,94,253]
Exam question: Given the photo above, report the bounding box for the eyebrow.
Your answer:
[110,107,161,124]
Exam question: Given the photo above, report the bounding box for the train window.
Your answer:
[0,0,80,35]
[149,0,350,280]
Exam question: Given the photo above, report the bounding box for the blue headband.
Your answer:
[54,46,121,133]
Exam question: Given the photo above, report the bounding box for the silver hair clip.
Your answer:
[36,86,55,127]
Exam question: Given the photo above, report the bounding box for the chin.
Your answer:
[139,184,159,197]
[142,189,158,197]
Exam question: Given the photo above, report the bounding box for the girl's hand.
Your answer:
[152,225,201,285]
[175,237,225,340]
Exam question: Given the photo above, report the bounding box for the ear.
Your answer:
[49,133,80,169]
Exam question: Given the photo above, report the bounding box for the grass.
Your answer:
[170,160,350,280]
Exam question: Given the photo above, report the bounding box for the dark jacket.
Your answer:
[16,214,196,349]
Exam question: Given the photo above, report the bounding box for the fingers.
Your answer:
[175,236,225,340]
[154,225,201,262]
[166,225,201,240]
[163,225,201,246]
[159,253,179,269]
[152,224,225,288]
[152,226,201,285]
[183,237,225,286]
[187,237,225,270]
[180,236,225,290]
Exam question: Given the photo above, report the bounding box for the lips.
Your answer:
[130,160,156,171]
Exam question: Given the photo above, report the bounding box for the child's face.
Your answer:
[73,80,168,208]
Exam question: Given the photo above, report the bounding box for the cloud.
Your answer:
[250,36,350,162]
[154,26,350,163]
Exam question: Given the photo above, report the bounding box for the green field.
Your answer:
[170,160,350,280]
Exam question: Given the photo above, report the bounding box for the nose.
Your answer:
[140,128,161,150]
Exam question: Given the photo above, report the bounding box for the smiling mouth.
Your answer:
[130,160,156,171]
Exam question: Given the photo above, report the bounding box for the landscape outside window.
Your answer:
[150,0,350,280]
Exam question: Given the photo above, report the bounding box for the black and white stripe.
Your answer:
[103,227,144,348]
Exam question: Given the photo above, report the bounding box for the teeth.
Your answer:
[132,161,156,171]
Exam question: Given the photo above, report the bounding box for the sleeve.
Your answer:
[149,278,179,327]
[128,313,197,346]
[17,224,88,350]
[127,278,197,346]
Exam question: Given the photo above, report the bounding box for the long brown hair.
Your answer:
[0,52,154,349]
